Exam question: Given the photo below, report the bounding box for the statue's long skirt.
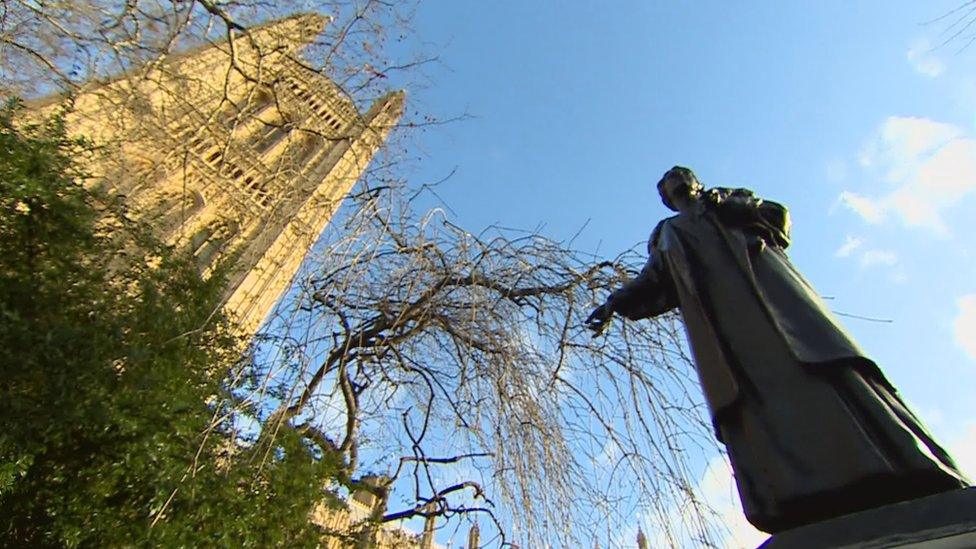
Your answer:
[710,250,968,533]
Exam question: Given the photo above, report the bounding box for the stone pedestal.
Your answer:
[759,487,976,548]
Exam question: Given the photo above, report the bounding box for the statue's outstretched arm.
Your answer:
[586,223,678,336]
[607,246,677,321]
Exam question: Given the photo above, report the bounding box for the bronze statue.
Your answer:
[586,166,968,532]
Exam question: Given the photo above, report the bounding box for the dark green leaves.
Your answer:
[0,101,337,548]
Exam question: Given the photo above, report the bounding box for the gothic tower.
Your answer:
[37,13,404,336]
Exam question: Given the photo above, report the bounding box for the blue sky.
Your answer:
[384,1,976,546]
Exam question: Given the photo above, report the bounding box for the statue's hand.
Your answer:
[585,303,613,338]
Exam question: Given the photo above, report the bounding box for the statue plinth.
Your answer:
[758,487,976,549]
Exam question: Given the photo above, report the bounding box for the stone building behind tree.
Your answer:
[34,13,404,337]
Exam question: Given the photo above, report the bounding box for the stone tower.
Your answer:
[38,13,404,336]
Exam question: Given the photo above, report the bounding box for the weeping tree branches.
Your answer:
[237,181,723,547]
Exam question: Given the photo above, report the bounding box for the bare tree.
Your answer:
[237,174,724,546]
[3,1,723,546]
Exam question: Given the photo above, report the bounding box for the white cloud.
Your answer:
[947,422,976,480]
[907,39,946,78]
[632,455,769,549]
[836,191,886,224]
[878,116,960,163]
[885,187,946,232]
[858,150,874,168]
[837,117,976,234]
[834,237,900,275]
[834,235,864,258]
[859,249,898,267]
[593,438,620,468]
[953,294,976,361]
[699,455,769,549]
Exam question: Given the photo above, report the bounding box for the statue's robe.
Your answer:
[609,188,967,532]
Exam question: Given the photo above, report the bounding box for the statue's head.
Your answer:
[657,166,703,211]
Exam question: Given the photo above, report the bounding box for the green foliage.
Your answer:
[0,100,340,547]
